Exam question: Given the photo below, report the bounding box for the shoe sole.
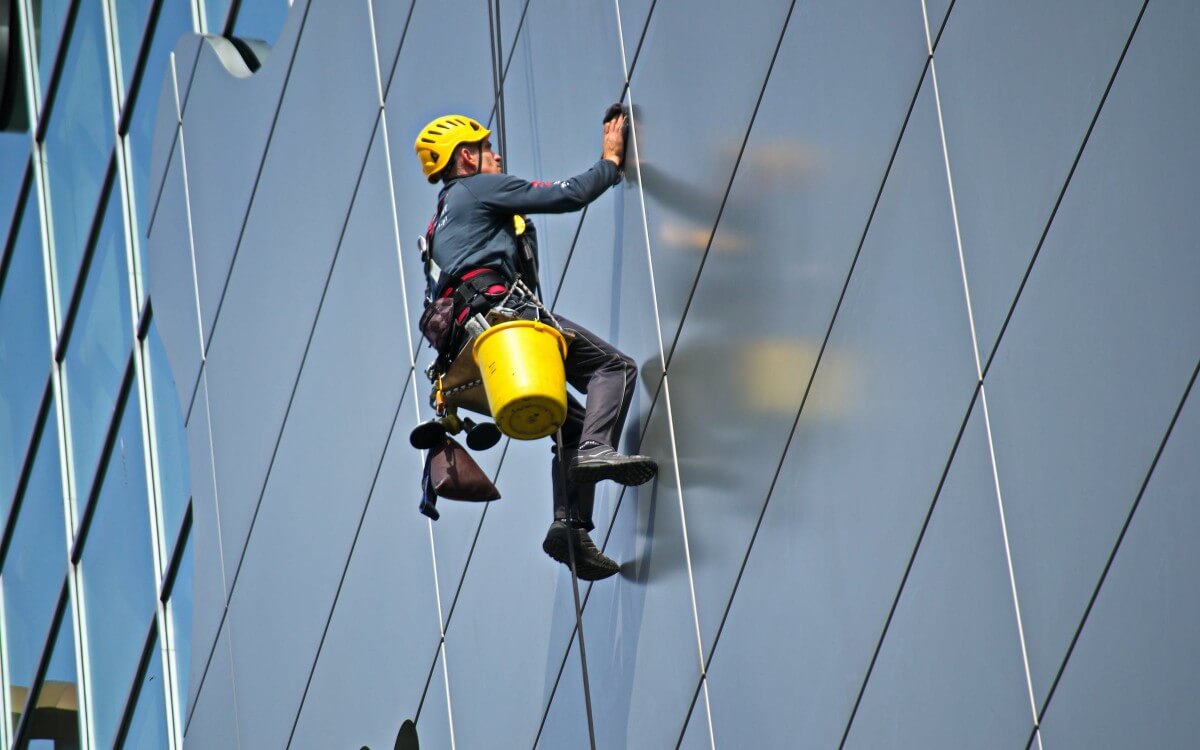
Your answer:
[542,530,620,581]
[568,458,658,487]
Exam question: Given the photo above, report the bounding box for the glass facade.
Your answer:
[0,1,287,747]
[35,0,1196,748]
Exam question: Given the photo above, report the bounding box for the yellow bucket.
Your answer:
[472,320,568,440]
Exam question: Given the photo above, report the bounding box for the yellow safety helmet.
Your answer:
[414,115,491,183]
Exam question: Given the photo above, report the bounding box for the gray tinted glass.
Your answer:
[111,0,154,100]
[146,322,190,549]
[28,0,72,100]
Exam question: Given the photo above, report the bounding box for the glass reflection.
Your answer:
[205,0,232,34]
[0,193,51,517]
[21,599,81,749]
[120,636,170,750]
[0,405,66,732]
[28,0,72,101]
[232,0,289,45]
[126,0,196,278]
[79,392,156,750]
[0,144,26,242]
[62,184,132,509]
[42,0,114,313]
[147,322,190,549]
[167,533,194,725]
[111,0,154,100]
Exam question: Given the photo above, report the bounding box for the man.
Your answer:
[413,112,656,581]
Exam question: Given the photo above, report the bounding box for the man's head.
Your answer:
[414,115,500,183]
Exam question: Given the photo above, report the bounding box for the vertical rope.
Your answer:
[556,428,597,749]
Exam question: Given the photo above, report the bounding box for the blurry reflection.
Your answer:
[20,600,82,749]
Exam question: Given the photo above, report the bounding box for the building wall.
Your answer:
[145,1,1200,748]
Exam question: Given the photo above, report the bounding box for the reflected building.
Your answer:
[9,1,1195,748]
[0,1,287,747]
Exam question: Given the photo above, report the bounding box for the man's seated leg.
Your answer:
[543,400,620,580]
[555,315,658,486]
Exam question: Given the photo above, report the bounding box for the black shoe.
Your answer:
[542,521,620,581]
[568,444,658,486]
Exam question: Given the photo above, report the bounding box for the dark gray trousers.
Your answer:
[549,315,637,531]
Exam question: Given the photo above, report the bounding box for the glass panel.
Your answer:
[27,0,73,101]
[22,599,82,749]
[120,636,170,750]
[79,392,156,750]
[0,192,51,516]
[231,0,288,45]
[146,324,190,549]
[62,184,132,509]
[41,0,114,313]
[167,533,193,726]
[126,0,195,261]
[111,0,154,100]
[0,405,66,731]
[204,0,232,34]
[0,148,26,244]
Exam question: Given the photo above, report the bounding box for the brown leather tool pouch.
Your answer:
[430,437,500,501]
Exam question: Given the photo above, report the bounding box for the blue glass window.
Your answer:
[167,532,194,725]
[111,0,155,101]
[0,191,51,518]
[79,391,157,750]
[232,0,289,45]
[120,635,171,749]
[125,0,195,280]
[41,0,114,314]
[62,184,132,509]
[0,147,27,243]
[0,406,66,731]
[27,0,73,102]
[20,599,82,748]
[204,0,232,34]
[147,322,190,550]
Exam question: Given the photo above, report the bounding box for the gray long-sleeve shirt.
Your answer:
[429,159,621,284]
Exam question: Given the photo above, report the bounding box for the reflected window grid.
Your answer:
[0,0,195,747]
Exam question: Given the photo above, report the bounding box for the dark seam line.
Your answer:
[146,118,181,232]
[116,0,166,136]
[413,639,444,725]
[547,203,588,311]
[1026,354,1200,750]
[220,111,380,601]
[159,502,195,604]
[183,355,204,427]
[661,0,798,368]
[182,109,378,734]
[222,0,244,38]
[284,382,413,748]
[11,580,70,746]
[981,0,1149,381]
[532,379,666,747]
[486,0,530,129]
[111,615,161,749]
[494,0,507,163]
[497,0,532,96]
[69,350,138,565]
[54,154,118,363]
[671,57,933,749]
[838,385,982,749]
[33,0,81,144]
[931,0,958,51]
[182,605,229,736]
[441,443,507,631]
[0,166,33,286]
[625,0,658,80]
[0,378,55,569]
[200,0,313,355]
[566,531,599,750]
[382,0,419,100]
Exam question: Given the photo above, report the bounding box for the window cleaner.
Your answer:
[409,109,656,581]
